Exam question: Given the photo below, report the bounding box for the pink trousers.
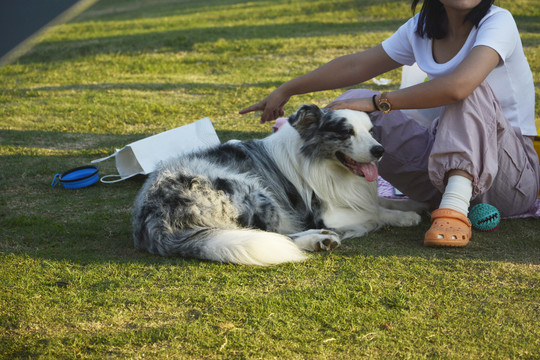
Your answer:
[335,83,540,217]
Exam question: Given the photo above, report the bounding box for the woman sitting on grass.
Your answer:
[240,0,539,247]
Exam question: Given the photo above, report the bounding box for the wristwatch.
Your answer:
[376,93,392,113]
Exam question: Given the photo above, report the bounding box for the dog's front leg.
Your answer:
[288,229,341,252]
[322,207,375,239]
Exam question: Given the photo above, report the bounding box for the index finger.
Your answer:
[239,102,263,115]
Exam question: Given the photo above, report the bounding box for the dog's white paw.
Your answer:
[313,229,341,251]
[289,229,341,252]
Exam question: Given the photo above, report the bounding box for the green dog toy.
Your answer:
[469,203,500,232]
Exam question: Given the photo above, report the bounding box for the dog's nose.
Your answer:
[370,145,385,159]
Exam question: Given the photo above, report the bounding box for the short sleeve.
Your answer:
[381,16,418,66]
[474,9,519,63]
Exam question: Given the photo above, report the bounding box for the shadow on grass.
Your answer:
[2,129,539,266]
[0,129,268,151]
[17,19,403,64]
[79,0,281,22]
[0,81,285,94]
[78,0,404,22]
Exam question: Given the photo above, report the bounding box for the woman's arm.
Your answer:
[328,45,501,112]
[383,45,501,109]
[239,44,401,123]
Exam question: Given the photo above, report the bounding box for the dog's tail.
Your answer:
[136,227,307,266]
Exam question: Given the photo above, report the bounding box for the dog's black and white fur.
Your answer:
[132,105,422,265]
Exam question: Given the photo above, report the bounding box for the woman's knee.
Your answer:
[334,88,378,102]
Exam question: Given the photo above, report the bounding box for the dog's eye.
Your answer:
[345,128,355,137]
[369,128,375,136]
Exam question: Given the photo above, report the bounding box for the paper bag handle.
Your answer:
[99,172,143,183]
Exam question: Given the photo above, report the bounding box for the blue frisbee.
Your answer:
[51,165,99,189]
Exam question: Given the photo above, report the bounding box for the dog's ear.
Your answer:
[288,104,323,132]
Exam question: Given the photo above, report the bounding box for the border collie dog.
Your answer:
[132,105,421,265]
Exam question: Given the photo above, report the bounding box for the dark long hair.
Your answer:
[411,0,494,39]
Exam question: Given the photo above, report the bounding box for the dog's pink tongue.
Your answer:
[356,162,378,182]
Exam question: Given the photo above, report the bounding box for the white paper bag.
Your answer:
[92,117,220,183]
[400,63,441,128]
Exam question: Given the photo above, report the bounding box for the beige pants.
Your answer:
[335,83,540,217]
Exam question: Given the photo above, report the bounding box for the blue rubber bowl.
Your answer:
[51,165,99,189]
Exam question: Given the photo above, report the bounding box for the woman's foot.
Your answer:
[424,208,472,247]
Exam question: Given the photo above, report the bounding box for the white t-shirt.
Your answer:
[382,6,536,136]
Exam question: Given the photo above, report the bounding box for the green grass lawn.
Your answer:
[1,0,539,358]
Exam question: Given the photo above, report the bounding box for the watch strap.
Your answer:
[372,94,379,112]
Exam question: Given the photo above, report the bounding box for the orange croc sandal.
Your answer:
[424,208,472,247]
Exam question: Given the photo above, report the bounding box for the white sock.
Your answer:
[439,175,473,215]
